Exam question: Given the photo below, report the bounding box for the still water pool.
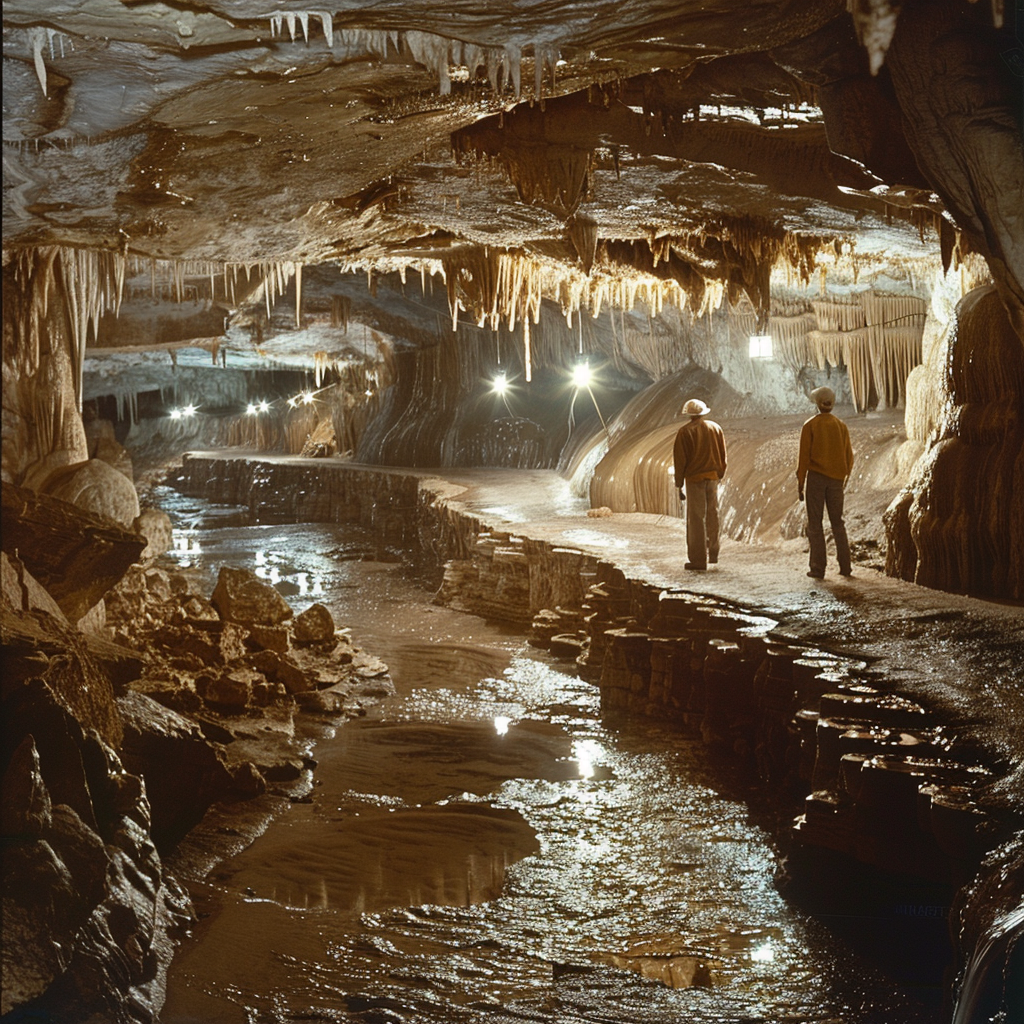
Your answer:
[156,491,940,1023]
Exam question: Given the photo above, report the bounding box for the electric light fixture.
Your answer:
[492,372,509,395]
[572,361,592,388]
[748,334,773,359]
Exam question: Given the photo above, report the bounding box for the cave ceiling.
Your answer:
[3,0,1022,367]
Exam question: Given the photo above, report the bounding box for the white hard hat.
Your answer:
[682,398,710,416]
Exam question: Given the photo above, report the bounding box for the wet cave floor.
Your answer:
[151,499,971,1024]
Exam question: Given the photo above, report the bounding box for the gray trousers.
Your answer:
[685,477,719,566]
[805,470,851,575]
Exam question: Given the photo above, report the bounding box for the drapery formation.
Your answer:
[885,285,1024,600]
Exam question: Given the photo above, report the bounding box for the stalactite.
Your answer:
[50,247,126,409]
[808,290,927,411]
[847,0,902,75]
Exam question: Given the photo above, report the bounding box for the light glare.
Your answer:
[572,361,592,388]
[749,334,773,359]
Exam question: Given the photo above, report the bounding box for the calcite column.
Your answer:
[885,286,1024,599]
[2,252,88,485]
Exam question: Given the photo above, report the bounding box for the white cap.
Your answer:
[682,398,710,416]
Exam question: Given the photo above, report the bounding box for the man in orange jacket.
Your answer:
[797,386,854,579]
[673,398,727,570]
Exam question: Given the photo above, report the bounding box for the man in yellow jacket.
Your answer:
[797,386,854,579]
[673,398,727,570]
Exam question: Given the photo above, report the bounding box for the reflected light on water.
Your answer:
[573,738,603,779]
[494,715,512,736]
[171,531,202,565]
[255,550,267,565]
[751,940,775,963]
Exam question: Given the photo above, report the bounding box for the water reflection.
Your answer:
[159,502,940,1024]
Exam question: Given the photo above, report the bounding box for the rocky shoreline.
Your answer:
[2,479,396,1023]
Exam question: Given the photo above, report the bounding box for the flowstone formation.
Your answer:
[885,285,1024,600]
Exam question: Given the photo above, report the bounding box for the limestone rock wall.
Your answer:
[885,286,1024,600]
[176,454,422,556]
[1,611,189,1024]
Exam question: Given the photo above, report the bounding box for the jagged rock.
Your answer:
[1,481,146,624]
[142,567,174,603]
[313,667,350,691]
[245,650,313,694]
[211,566,293,627]
[41,458,141,530]
[134,508,173,562]
[151,621,249,667]
[2,618,123,765]
[197,669,258,709]
[2,833,87,1014]
[227,761,266,799]
[248,623,290,653]
[182,595,220,625]
[292,602,336,644]
[296,687,352,715]
[1,551,66,622]
[1,735,52,837]
[351,650,390,678]
[332,638,356,665]
[261,759,305,781]
[75,599,106,634]
[116,691,245,851]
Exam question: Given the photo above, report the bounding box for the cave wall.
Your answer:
[885,285,1024,601]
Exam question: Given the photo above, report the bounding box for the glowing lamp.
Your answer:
[258,400,270,412]
[301,390,314,404]
[246,403,257,415]
[749,334,773,359]
[492,372,509,395]
[183,404,196,417]
[572,361,592,388]
[170,408,182,420]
